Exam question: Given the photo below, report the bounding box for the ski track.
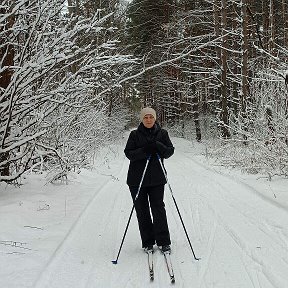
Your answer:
[165,148,288,288]
[33,157,128,288]
[27,142,288,288]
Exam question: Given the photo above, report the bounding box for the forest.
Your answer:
[1,0,288,182]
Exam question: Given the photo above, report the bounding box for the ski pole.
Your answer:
[157,154,200,261]
[112,155,151,264]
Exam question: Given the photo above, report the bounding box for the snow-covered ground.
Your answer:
[0,136,287,288]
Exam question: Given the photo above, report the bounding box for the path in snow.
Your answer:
[10,138,288,288]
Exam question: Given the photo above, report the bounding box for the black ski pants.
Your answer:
[129,184,171,248]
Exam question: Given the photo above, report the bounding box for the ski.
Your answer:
[147,250,154,281]
[163,251,175,283]
[145,248,175,283]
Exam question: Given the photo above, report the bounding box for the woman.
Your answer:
[124,107,174,253]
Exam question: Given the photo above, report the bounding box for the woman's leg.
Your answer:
[148,185,171,246]
[129,186,155,248]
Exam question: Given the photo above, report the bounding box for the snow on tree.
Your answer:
[0,0,134,182]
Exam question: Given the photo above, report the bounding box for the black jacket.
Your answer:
[124,122,174,187]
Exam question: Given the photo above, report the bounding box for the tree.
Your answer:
[219,0,230,138]
[0,0,133,182]
[126,0,175,106]
[0,3,15,177]
[240,0,249,142]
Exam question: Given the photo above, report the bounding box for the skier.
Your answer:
[124,107,175,254]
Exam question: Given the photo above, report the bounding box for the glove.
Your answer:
[156,141,166,157]
[143,141,157,155]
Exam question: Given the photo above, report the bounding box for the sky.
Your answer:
[0,135,287,288]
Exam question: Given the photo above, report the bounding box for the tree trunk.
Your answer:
[241,0,249,143]
[262,0,269,49]
[268,0,275,54]
[192,91,201,142]
[220,0,230,138]
[0,7,15,177]
[213,0,222,101]
[281,0,288,47]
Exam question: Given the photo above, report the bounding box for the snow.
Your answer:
[0,136,288,288]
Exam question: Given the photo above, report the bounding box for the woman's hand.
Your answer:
[143,141,157,154]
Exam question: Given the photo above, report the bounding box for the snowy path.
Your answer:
[1,138,288,288]
[171,146,288,288]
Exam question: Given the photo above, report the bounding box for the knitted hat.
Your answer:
[140,107,156,121]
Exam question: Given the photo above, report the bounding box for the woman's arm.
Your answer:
[124,131,148,161]
[156,130,174,159]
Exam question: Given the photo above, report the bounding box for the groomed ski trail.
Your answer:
[32,138,288,288]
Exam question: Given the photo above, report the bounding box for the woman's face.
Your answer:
[142,114,155,128]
